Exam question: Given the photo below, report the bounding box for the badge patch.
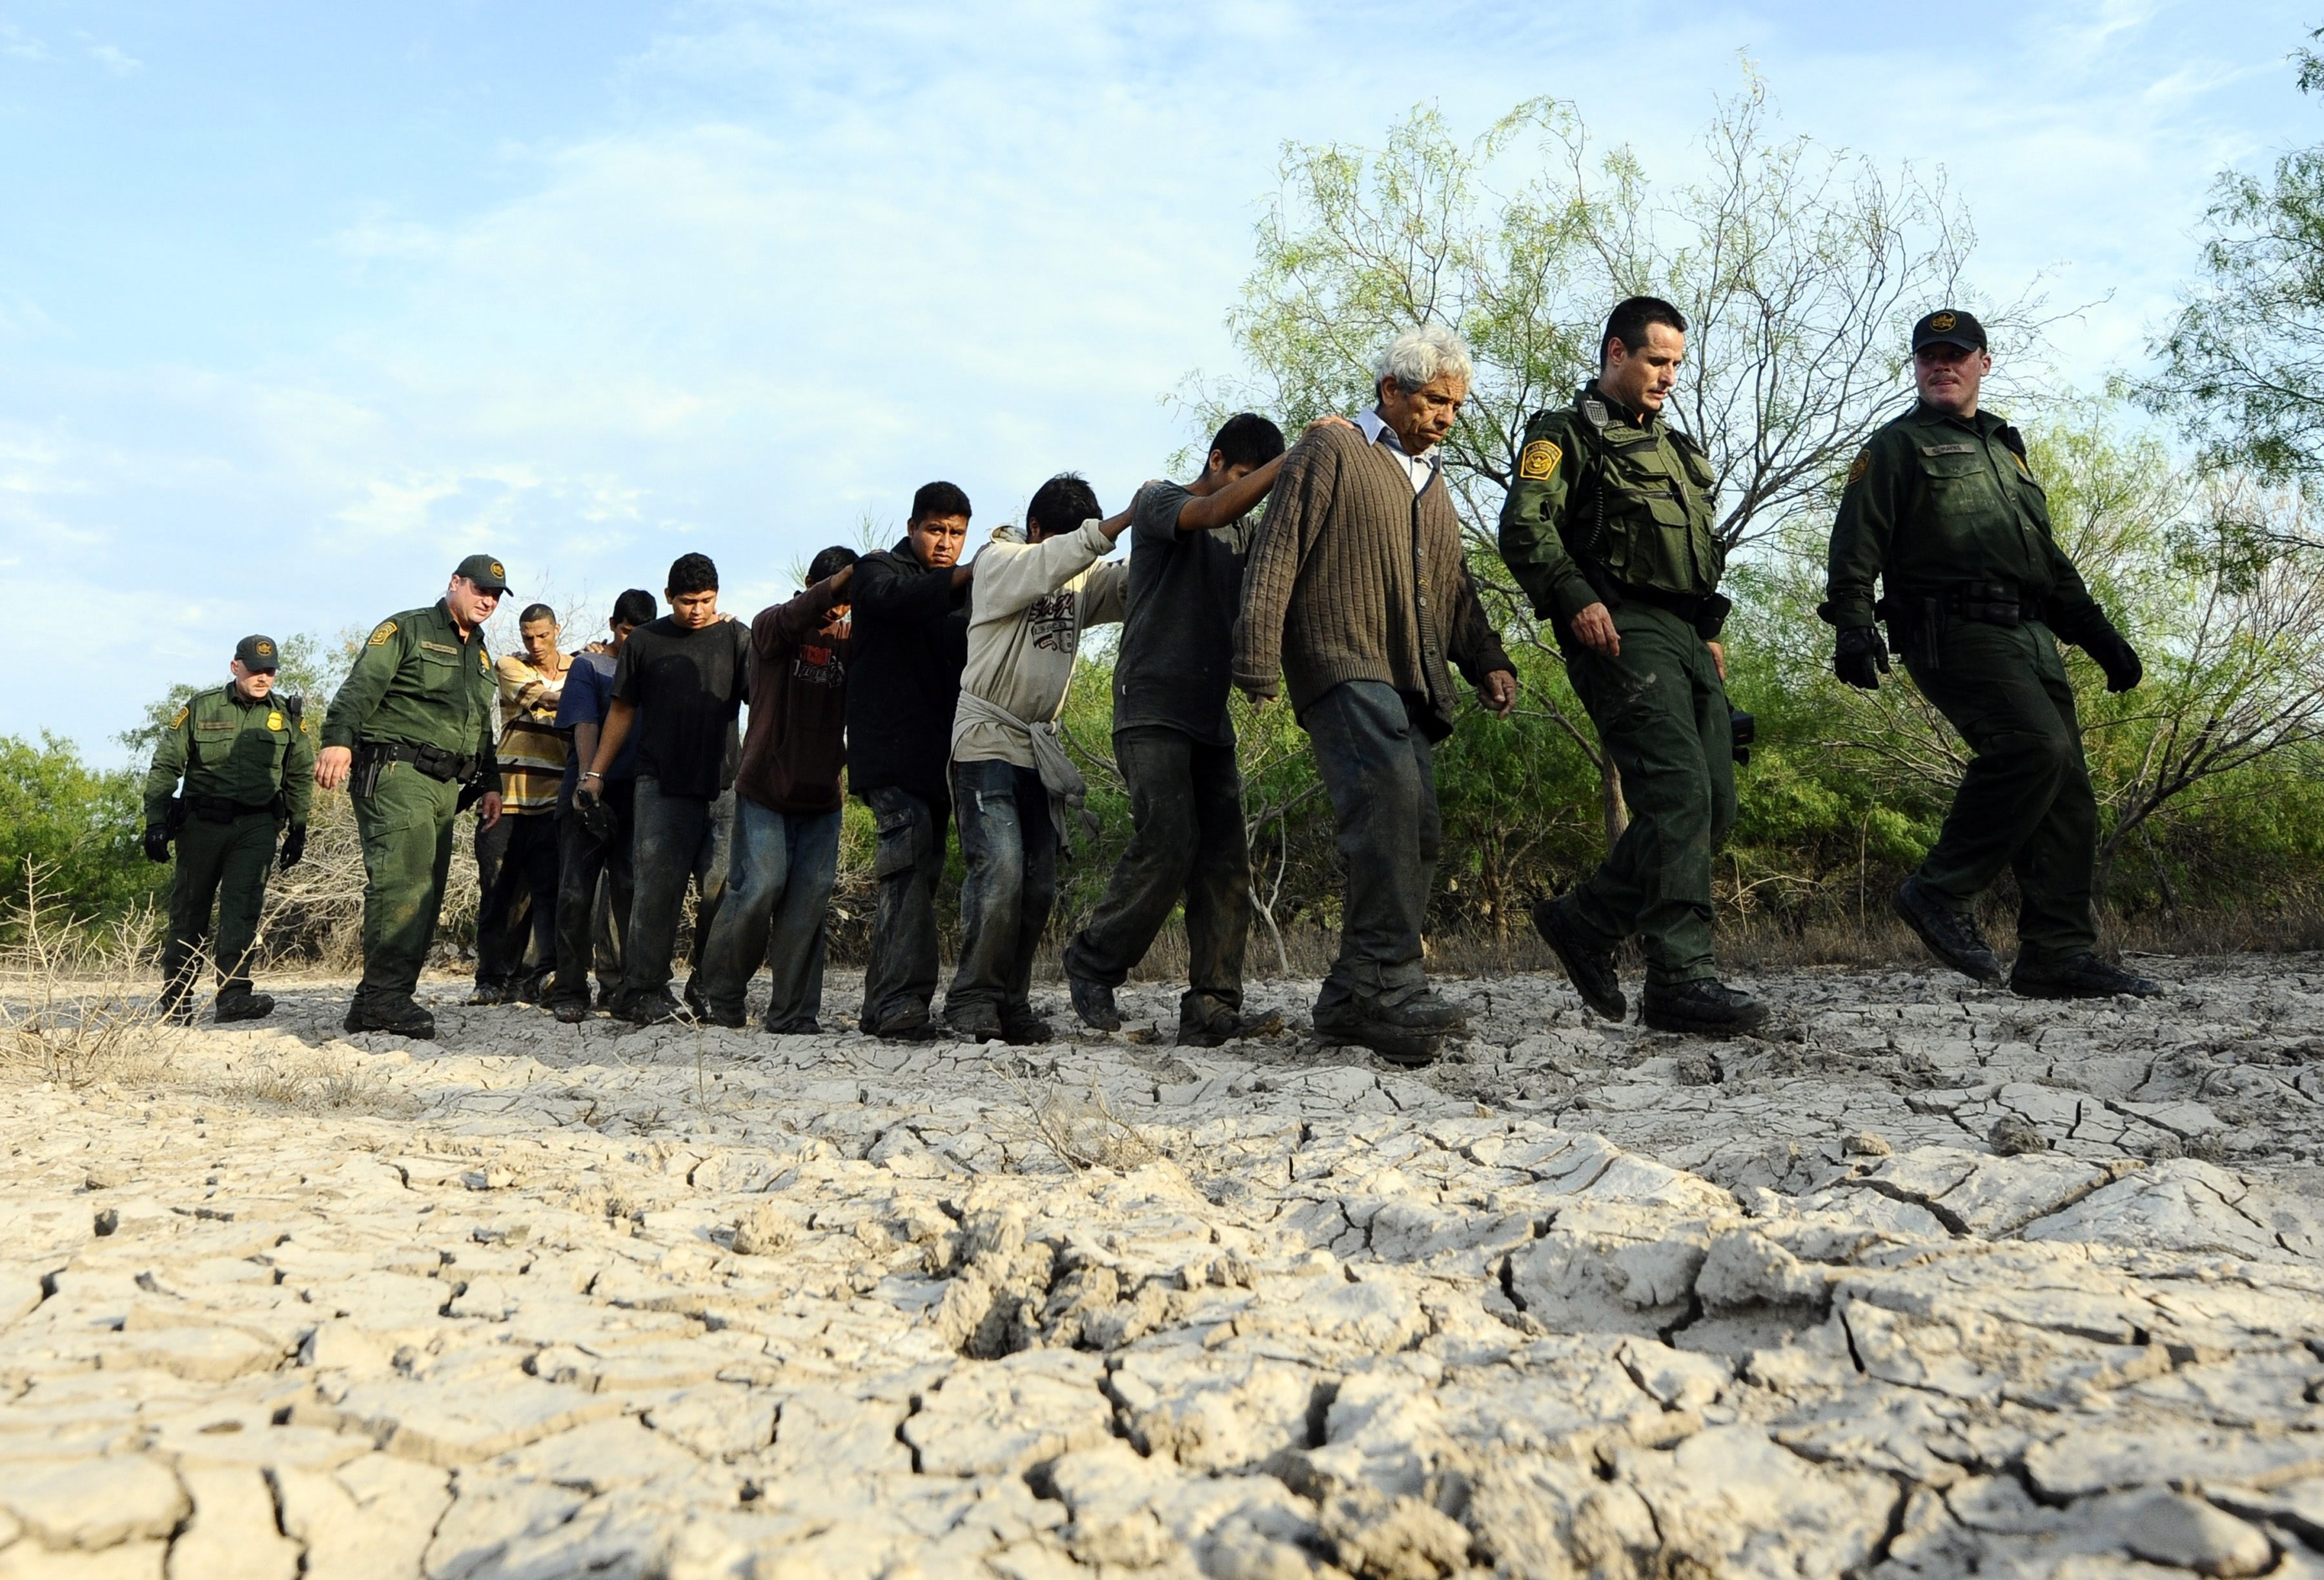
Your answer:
[368,621,397,646]
[489,561,504,580]
[267,711,284,732]
[1930,311,1957,332]
[168,705,189,729]
[479,652,490,673]
[1846,450,1870,486]
[254,640,273,657]
[1518,438,1562,481]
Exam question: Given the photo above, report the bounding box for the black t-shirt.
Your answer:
[611,615,753,799]
[1112,480,1251,746]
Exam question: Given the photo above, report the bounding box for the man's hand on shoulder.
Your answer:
[1303,415,1356,438]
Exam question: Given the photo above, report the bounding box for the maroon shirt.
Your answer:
[734,581,852,815]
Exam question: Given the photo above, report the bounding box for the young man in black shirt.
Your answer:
[1064,414,1304,1045]
[577,553,752,1024]
[845,482,975,1040]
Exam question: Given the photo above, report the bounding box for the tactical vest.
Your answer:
[1576,393,1725,597]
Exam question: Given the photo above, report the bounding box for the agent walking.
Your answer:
[316,556,508,1039]
[1498,296,1764,1036]
[1824,309,2159,999]
[143,635,315,1024]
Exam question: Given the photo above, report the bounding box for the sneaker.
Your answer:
[2009,952,2163,1000]
[343,998,437,1039]
[1371,985,1467,1034]
[1531,894,1626,1021]
[1891,877,2003,985]
[999,1015,1054,1046]
[625,993,686,1027]
[943,1003,1004,1043]
[553,1002,589,1025]
[1068,976,1121,1032]
[213,991,276,1023]
[1312,999,1443,1068]
[1640,978,1769,1037]
[467,983,508,1007]
[1177,1008,1285,1049]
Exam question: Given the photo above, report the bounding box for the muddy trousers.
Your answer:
[1904,620,2097,965]
[162,810,278,1005]
[858,787,950,1034]
[1565,602,1735,987]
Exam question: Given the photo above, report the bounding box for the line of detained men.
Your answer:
[144,301,2161,1060]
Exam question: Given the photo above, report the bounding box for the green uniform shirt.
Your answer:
[1823,402,2099,632]
[142,682,317,828]
[1497,383,1726,624]
[321,600,499,774]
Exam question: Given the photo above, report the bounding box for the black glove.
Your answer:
[1833,625,1891,690]
[142,824,171,864]
[279,826,307,871]
[2081,626,2144,693]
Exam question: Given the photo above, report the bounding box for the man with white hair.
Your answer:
[1234,323,1518,1067]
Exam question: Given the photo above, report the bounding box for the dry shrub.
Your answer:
[993,1060,1161,1173]
[257,788,480,971]
[0,861,176,1087]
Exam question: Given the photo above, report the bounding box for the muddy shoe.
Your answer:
[213,991,275,1023]
[1371,986,1467,1034]
[2009,952,2163,1000]
[1000,1014,1054,1046]
[866,1016,937,1043]
[943,1003,1004,1043]
[466,982,509,1006]
[552,1001,589,1025]
[696,1005,748,1030]
[1068,975,1121,1032]
[625,992,685,1027]
[1177,1008,1286,1049]
[1531,894,1626,1021]
[343,998,436,1040]
[160,996,196,1027]
[1312,1000,1444,1068]
[1640,978,1769,1037]
[1891,877,2002,984]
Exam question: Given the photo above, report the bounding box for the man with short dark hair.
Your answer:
[1498,294,1765,1037]
[318,555,510,1039]
[1236,325,1517,1067]
[696,547,857,1031]
[578,553,751,1024]
[471,602,569,1005]
[1065,413,1332,1045]
[143,635,316,1024]
[848,482,976,1040]
[946,473,1133,1043]
[549,589,655,1022]
[1824,309,2159,1000]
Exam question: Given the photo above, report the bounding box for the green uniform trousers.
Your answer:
[1565,602,1735,985]
[1904,621,2096,965]
[352,762,461,1009]
[162,810,278,1003]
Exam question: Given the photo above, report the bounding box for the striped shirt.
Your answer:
[493,653,570,814]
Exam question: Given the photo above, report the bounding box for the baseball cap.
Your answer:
[454,553,513,594]
[234,635,280,673]
[1910,309,1988,354]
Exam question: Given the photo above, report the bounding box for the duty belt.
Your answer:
[1875,582,2049,671]
[189,793,283,823]
[356,740,480,784]
[1610,580,1733,640]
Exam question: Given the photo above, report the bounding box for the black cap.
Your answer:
[453,553,512,594]
[1911,309,1987,354]
[234,635,281,673]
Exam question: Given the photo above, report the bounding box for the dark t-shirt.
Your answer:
[611,616,752,800]
[1112,480,1252,746]
[555,651,637,809]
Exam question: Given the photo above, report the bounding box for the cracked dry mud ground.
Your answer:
[7,955,2324,1579]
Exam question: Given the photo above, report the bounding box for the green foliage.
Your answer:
[0,733,165,933]
[117,632,341,759]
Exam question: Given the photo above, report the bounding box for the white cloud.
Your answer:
[85,41,139,75]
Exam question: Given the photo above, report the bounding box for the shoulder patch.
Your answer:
[1846,450,1871,486]
[168,704,189,730]
[1518,439,1562,482]
[368,620,398,646]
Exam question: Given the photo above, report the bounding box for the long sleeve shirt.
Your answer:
[950,520,1128,769]
[320,599,500,787]
[734,579,853,815]
[143,682,316,827]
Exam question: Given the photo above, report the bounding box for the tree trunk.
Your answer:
[1600,755,1628,850]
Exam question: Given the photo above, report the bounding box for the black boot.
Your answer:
[1313,998,1445,1068]
[1640,978,1769,1037]
[214,989,276,1023]
[1891,877,2003,984]
[1531,894,1626,1021]
[1177,1007,1285,1049]
[999,1013,1054,1046]
[943,1001,1004,1043]
[1068,976,1121,1032]
[344,996,436,1039]
[2009,952,2163,1000]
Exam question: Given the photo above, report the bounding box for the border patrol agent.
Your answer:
[316,555,509,1038]
[1823,310,2161,1000]
[142,635,315,1023]
[1497,295,1767,1036]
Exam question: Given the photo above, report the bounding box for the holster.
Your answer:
[164,797,189,837]
[1729,708,1756,767]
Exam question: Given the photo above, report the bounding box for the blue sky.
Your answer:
[1,0,2315,759]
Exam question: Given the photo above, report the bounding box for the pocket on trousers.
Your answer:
[872,803,926,880]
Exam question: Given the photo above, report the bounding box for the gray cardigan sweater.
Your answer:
[1232,421,1511,740]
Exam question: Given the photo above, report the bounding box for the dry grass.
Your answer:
[992,1059,1161,1173]
[0,863,179,1087]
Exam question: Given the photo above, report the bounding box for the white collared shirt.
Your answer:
[1355,409,1438,495]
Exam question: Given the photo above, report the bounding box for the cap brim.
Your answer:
[1914,333,1984,353]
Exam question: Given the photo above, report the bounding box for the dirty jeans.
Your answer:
[620,777,733,1011]
[696,796,842,1029]
[474,810,558,989]
[1301,681,1438,1014]
[1062,726,1249,1027]
[549,778,634,1009]
[859,787,949,1033]
[948,757,1055,1025]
